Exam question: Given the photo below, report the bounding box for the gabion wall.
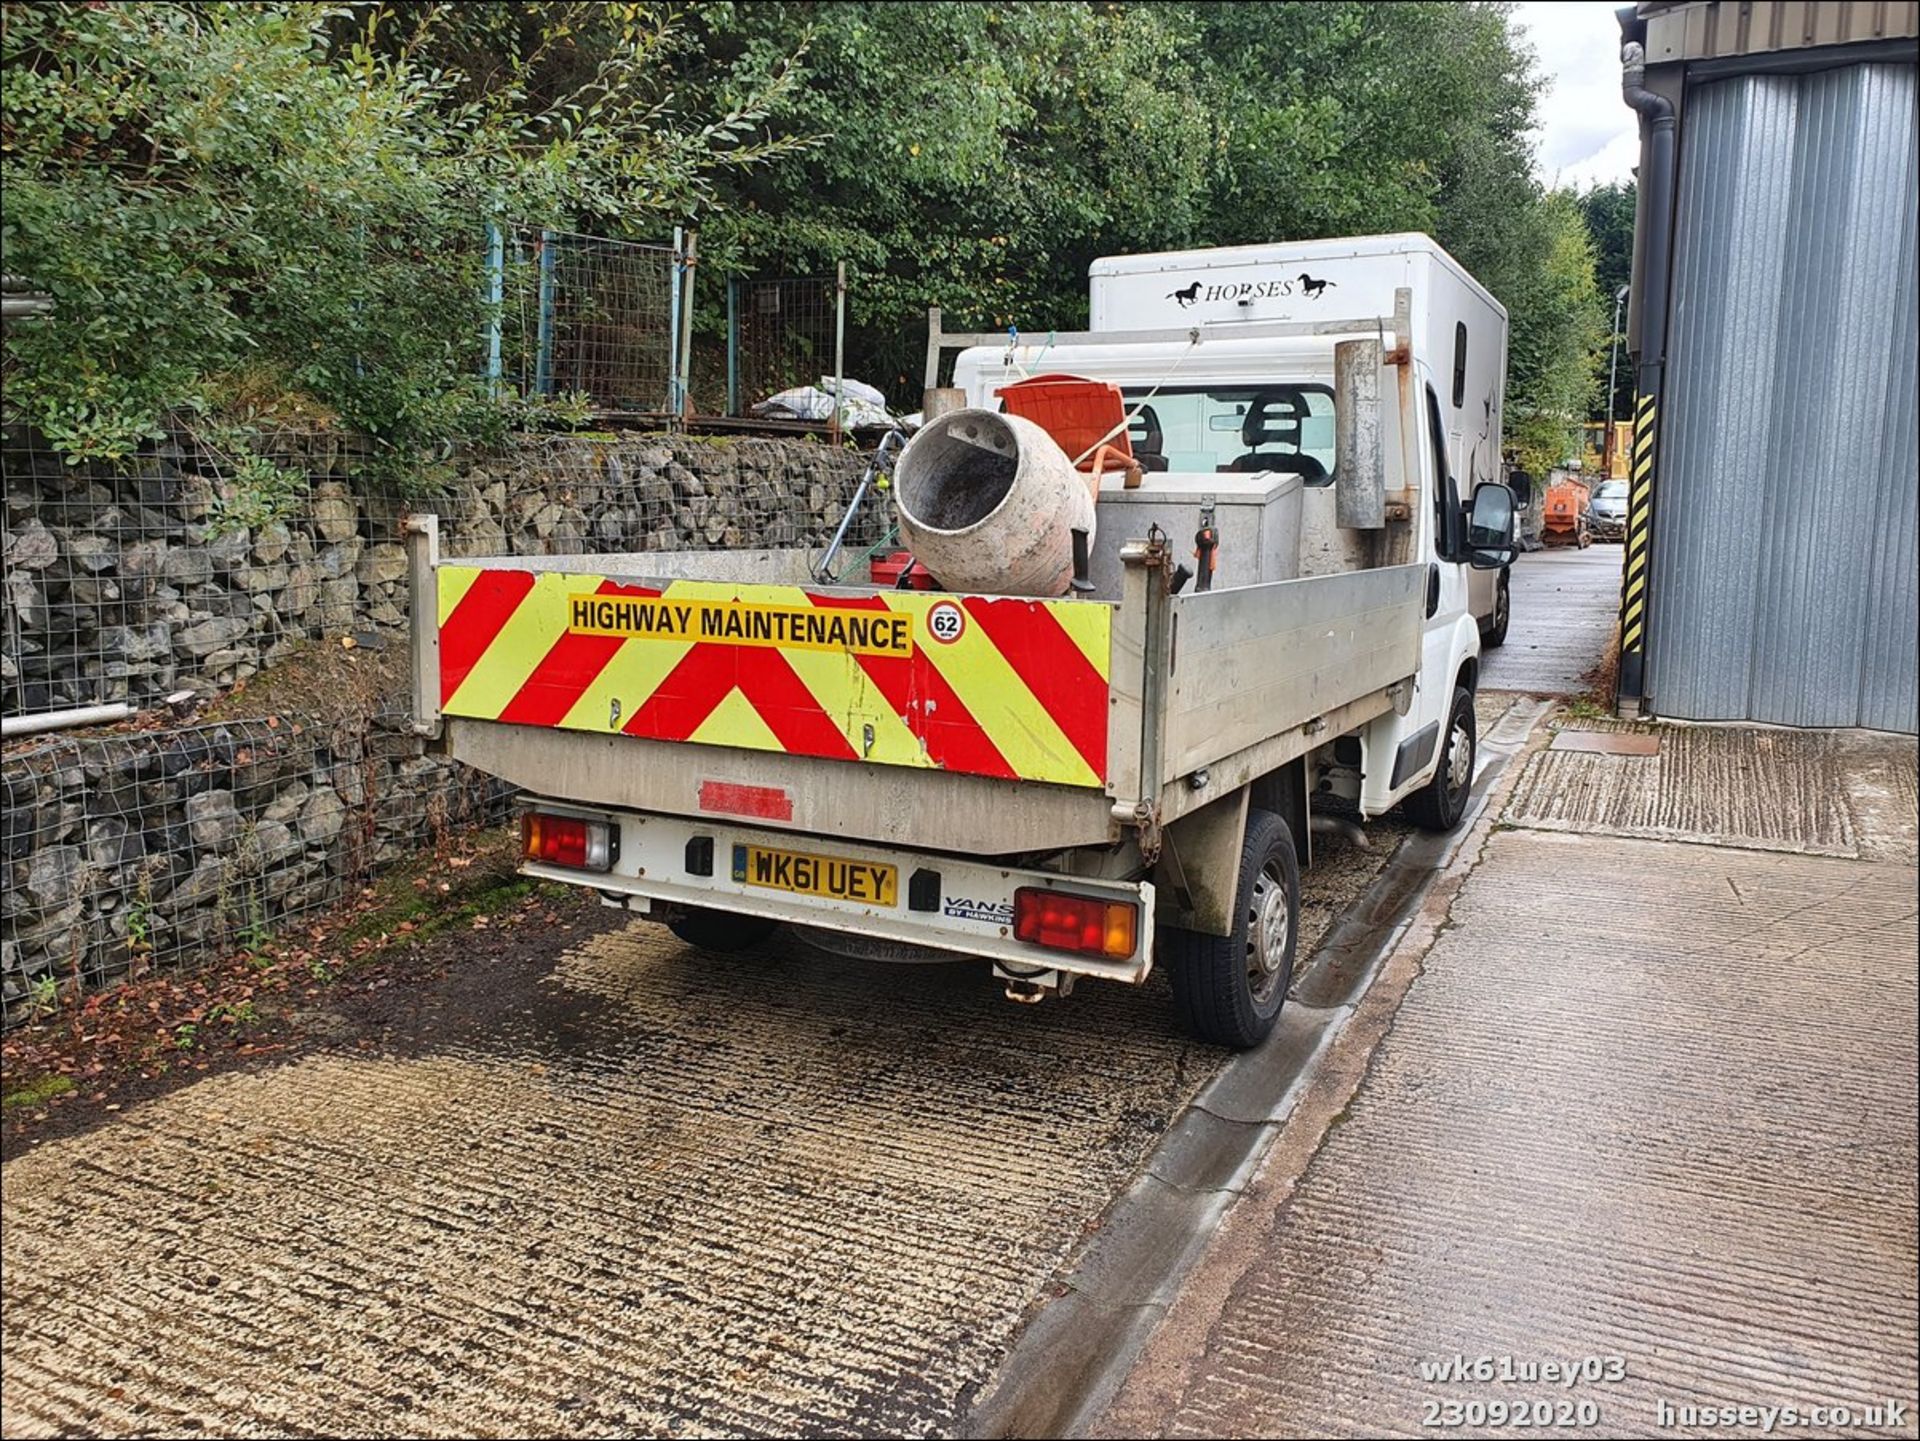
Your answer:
[3,710,512,1020]
[4,428,878,717]
[3,428,877,1023]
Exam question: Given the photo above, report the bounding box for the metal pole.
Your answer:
[679,230,698,421]
[727,276,739,417]
[667,225,684,421]
[831,261,847,447]
[1,702,136,739]
[404,514,442,740]
[485,221,504,397]
[923,306,945,393]
[1616,35,1676,716]
[534,229,557,398]
[1606,283,1628,466]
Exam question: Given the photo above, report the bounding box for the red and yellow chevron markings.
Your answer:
[435,566,1112,788]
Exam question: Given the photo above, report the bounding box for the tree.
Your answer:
[676,2,1213,390]
[1578,180,1636,421]
[1501,191,1607,474]
[0,1,802,466]
[4,0,1604,480]
[676,0,1600,464]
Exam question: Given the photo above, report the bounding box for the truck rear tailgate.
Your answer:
[430,559,1113,788]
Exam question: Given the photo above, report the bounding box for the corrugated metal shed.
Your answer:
[1642,1,1920,63]
[1648,61,1918,730]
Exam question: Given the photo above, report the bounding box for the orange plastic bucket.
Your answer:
[994,375,1131,472]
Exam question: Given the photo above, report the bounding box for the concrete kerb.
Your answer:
[969,696,1556,1440]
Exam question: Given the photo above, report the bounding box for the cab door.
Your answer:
[1358,367,1481,815]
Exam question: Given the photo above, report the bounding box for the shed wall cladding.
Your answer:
[1650,61,1918,732]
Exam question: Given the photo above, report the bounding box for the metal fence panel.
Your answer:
[1649,62,1919,731]
[496,226,676,413]
[728,274,839,415]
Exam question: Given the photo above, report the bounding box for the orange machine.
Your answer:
[1541,474,1592,547]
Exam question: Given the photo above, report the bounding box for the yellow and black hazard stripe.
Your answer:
[1617,392,1656,656]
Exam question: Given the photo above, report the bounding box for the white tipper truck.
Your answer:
[406,233,1518,1047]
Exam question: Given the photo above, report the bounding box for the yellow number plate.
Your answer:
[730,844,898,906]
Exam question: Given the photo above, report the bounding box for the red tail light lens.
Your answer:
[521,812,616,872]
[1013,887,1139,959]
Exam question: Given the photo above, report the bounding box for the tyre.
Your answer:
[1163,809,1300,1050]
[1403,685,1477,832]
[1483,573,1511,649]
[1576,519,1593,549]
[667,906,780,952]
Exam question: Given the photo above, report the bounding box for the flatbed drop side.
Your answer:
[408,235,1517,1047]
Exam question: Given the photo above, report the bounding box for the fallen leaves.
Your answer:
[3,829,588,1148]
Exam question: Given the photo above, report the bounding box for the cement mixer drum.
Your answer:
[892,409,1096,597]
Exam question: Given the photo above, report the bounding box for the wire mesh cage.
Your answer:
[495,225,678,414]
[1,706,518,1024]
[728,273,843,416]
[2,417,881,1023]
[1,424,356,722]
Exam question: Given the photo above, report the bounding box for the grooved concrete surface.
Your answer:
[2,932,1228,1437]
[1506,723,1914,858]
[1099,745,1920,1438]
[1480,546,1622,696]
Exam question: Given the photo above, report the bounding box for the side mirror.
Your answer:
[1466,481,1518,569]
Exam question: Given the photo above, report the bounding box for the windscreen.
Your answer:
[1121,385,1335,480]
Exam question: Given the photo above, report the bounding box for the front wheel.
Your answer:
[1484,573,1511,649]
[1162,809,1300,1050]
[1402,685,1477,832]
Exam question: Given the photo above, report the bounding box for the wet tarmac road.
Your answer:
[1482,545,1622,696]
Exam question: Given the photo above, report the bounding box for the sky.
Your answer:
[1511,1,1641,191]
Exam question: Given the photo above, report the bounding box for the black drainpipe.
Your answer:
[1614,14,1676,717]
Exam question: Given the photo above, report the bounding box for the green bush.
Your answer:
[0,1,802,469]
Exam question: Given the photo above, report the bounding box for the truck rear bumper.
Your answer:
[521,803,1156,984]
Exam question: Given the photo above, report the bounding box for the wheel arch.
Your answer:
[1156,755,1310,939]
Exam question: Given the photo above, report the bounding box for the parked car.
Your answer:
[1588,478,1629,541]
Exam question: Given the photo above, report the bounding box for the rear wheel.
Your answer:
[1163,809,1300,1050]
[667,907,780,953]
[1403,685,1477,832]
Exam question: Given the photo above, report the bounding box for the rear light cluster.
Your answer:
[1013,887,1138,959]
[521,812,618,873]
